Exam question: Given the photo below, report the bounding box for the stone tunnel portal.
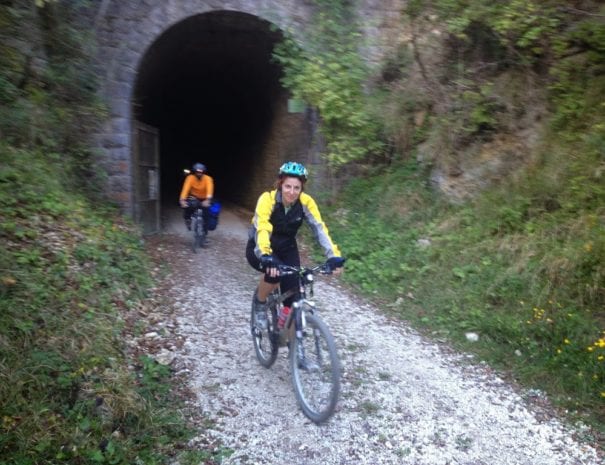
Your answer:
[132,10,313,230]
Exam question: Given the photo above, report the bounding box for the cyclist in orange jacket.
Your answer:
[179,162,214,231]
[246,161,345,329]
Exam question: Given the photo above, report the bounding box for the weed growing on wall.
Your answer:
[272,0,384,167]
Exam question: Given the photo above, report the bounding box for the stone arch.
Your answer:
[93,1,404,231]
[94,1,317,231]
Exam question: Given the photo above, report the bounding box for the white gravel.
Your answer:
[152,206,602,465]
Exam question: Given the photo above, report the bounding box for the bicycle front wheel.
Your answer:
[192,215,206,251]
[290,313,340,424]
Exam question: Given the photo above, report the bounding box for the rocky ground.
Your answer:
[134,205,602,465]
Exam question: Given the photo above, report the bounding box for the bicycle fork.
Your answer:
[293,300,320,371]
[293,301,306,367]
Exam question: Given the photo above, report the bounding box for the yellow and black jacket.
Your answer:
[249,189,341,259]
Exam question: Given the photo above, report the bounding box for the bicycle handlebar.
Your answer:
[276,263,333,276]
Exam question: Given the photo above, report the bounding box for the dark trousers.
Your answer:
[246,238,300,307]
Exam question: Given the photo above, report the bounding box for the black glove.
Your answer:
[325,256,345,271]
[260,254,281,269]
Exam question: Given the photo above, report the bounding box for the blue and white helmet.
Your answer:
[279,161,308,180]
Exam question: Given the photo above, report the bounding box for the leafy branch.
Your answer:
[272,0,384,167]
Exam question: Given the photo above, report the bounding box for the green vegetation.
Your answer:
[1,0,604,460]
[299,0,604,437]
[0,147,207,463]
[272,0,384,166]
[328,152,604,428]
[0,2,225,463]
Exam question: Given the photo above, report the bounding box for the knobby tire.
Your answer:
[192,212,206,253]
[250,296,278,368]
[290,313,340,424]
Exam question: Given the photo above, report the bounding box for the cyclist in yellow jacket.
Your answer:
[179,162,214,231]
[246,161,345,329]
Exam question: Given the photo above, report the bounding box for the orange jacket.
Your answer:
[180,174,214,200]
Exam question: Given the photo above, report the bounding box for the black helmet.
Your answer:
[193,163,206,173]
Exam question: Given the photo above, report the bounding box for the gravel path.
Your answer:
[145,206,602,465]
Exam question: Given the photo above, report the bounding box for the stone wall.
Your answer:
[93,0,317,216]
[92,0,407,216]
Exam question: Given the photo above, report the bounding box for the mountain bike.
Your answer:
[188,197,206,252]
[250,263,341,424]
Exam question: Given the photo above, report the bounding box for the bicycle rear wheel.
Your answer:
[250,294,278,368]
[290,313,340,424]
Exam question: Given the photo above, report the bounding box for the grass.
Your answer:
[312,12,605,441]
[0,145,227,464]
[323,144,604,440]
[0,4,230,460]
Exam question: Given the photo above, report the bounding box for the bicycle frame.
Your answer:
[269,264,335,365]
[270,265,325,331]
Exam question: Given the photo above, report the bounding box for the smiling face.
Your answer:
[280,176,303,206]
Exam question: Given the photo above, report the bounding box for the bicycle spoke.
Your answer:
[291,314,340,423]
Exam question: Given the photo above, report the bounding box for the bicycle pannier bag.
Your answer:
[206,200,221,231]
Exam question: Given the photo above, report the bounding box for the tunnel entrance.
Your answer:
[132,10,313,233]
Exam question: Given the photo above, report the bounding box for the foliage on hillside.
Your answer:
[305,0,605,435]
[0,3,213,463]
[1,146,185,463]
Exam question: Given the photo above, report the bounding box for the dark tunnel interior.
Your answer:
[133,11,285,215]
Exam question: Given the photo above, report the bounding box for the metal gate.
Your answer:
[133,122,160,234]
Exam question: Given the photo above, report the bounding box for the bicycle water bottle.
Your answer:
[277,306,291,330]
